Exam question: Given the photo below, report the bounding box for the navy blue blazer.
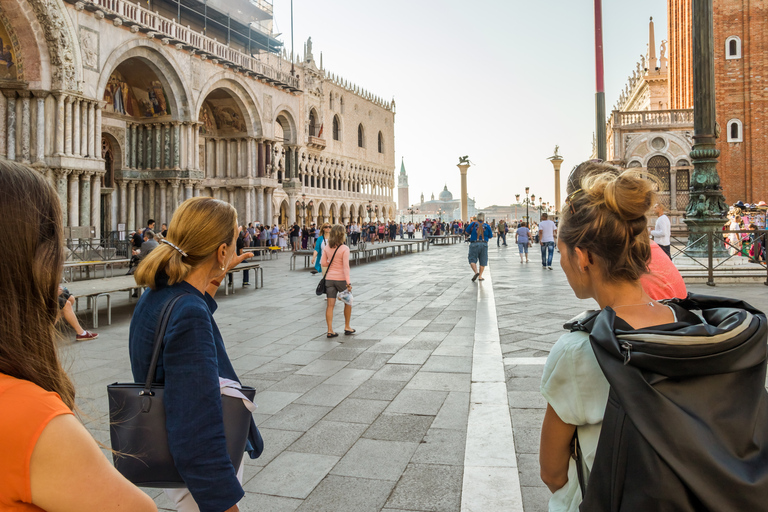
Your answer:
[129,274,259,512]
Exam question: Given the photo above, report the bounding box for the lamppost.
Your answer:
[437,207,444,222]
[537,197,544,223]
[407,206,419,223]
[295,194,313,226]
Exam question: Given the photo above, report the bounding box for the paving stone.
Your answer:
[517,453,546,487]
[521,485,551,512]
[253,390,304,415]
[363,413,434,442]
[319,346,366,361]
[411,428,466,465]
[330,438,419,481]
[405,371,471,393]
[349,379,407,401]
[267,375,327,394]
[288,420,368,457]
[422,322,457,332]
[510,408,546,429]
[431,391,470,431]
[386,463,463,512]
[274,350,326,365]
[295,359,349,377]
[296,475,395,512]
[250,428,304,467]
[345,351,393,370]
[506,376,544,392]
[387,349,432,365]
[323,368,375,387]
[294,384,357,407]
[258,404,332,432]
[240,493,301,512]
[244,451,340,499]
[507,390,548,409]
[371,364,420,382]
[513,427,542,454]
[324,398,389,424]
[386,389,448,415]
[421,355,472,374]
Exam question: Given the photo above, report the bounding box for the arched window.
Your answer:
[377,132,383,153]
[647,155,671,209]
[357,124,364,148]
[727,119,743,142]
[333,115,340,141]
[340,96,345,114]
[726,36,741,59]
[329,94,334,110]
[309,109,318,137]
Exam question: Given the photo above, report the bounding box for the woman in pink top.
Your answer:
[321,225,354,338]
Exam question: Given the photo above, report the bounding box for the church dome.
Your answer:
[439,185,453,202]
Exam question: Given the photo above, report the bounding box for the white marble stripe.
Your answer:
[503,356,549,366]
[461,271,524,512]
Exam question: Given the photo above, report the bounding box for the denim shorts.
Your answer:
[518,242,529,254]
[468,242,489,266]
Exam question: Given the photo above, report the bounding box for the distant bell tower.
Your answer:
[397,157,409,211]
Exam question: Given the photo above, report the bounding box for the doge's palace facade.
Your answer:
[0,0,395,239]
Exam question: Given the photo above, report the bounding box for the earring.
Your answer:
[220,266,226,271]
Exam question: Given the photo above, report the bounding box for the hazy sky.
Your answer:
[272,0,667,210]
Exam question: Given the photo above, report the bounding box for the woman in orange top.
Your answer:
[0,160,156,512]
[320,225,354,338]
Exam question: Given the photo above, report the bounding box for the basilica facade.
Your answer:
[0,0,396,240]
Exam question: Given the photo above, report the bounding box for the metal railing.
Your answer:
[81,0,299,89]
[671,229,767,286]
[65,237,131,261]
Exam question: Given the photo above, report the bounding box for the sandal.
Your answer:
[472,272,479,282]
[327,332,339,338]
[344,329,356,335]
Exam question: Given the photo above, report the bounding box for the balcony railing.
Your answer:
[614,109,694,129]
[75,0,299,91]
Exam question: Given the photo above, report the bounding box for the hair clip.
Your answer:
[161,239,188,258]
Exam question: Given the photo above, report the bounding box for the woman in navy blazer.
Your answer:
[130,197,256,512]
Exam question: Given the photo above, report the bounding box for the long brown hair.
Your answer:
[328,224,346,248]
[0,159,75,409]
[135,197,237,288]
[559,163,654,283]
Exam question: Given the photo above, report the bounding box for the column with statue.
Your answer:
[457,156,471,220]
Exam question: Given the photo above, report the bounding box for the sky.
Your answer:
[272,0,668,210]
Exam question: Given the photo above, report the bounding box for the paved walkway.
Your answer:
[63,242,768,512]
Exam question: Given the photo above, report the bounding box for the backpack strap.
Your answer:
[564,310,601,333]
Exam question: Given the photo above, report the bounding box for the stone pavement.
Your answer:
[61,241,768,512]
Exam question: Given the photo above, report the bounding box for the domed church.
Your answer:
[413,185,477,221]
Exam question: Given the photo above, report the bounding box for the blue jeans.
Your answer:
[468,242,489,266]
[541,241,555,267]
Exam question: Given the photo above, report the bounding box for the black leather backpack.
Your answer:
[568,294,768,511]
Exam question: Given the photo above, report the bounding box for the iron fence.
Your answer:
[65,236,131,261]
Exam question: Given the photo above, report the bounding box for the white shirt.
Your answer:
[650,214,671,246]
[539,220,557,243]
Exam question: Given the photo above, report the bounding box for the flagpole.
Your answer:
[290,0,295,75]
[594,0,607,161]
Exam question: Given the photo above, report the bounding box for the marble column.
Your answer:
[193,183,201,197]
[64,97,73,156]
[86,102,94,158]
[184,181,193,201]
[265,188,273,225]
[130,124,138,169]
[118,180,127,229]
[5,91,15,160]
[147,180,156,220]
[173,123,180,168]
[33,91,46,165]
[19,91,31,163]
[255,186,264,224]
[127,182,136,232]
[94,104,102,158]
[68,172,80,227]
[125,123,132,169]
[193,124,200,170]
[170,181,180,217]
[246,138,254,178]
[257,141,265,177]
[80,101,88,157]
[137,125,144,169]
[56,170,69,227]
[158,181,167,225]
[205,139,214,178]
[79,172,91,228]
[72,98,81,157]
[136,181,145,228]
[265,142,272,176]
[236,139,243,177]
[244,186,252,223]
[54,94,65,156]
[91,174,101,239]
[153,124,162,169]
[163,123,171,169]
[225,139,232,178]
[146,125,153,169]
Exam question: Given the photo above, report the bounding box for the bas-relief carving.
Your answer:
[28,0,78,91]
[79,26,98,72]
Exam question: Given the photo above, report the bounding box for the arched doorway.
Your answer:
[318,203,327,225]
[279,200,289,228]
[101,136,115,237]
[647,155,671,209]
[340,204,347,224]
[329,204,337,225]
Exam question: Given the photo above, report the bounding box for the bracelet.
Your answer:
[210,279,222,288]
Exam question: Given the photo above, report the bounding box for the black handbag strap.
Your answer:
[142,294,186,395]
[572,429,587,497]
[322,246,341,278]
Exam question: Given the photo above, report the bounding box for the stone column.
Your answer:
[137,125,144,169]
[147,180,156,220]
[255,186,264,224]
[244,186,252,223]
[457,163,470,221]
[86,102,95,158]
[125,123,132,169]
[205,138,214,178]
[670,168,678,211]
[117,180,127,228]
[91,173,101,239]
[54,94,65,156]
[225,139,232,178]
[146,125,153,169]
[236,139,243,177]
[226,187,235,206]
[193,124,200,170]
[79,172,91,228]
[64,96,73,156]
[94,103,102,158]
[72,98,81,157]
[265,142,272,176]
[4,91,15,160]
[173,123,180,169]
[68,171,80,227]
[18,91,31,163]
[136,181,145,228]
[193,183,201,197]
[158,181,168,225]
[154,124,162,169]
[170,181,180,217]
[184,180,193,201]
[265,188,273,225]
[246,138,254,178]
[257,141,265,177]
[163,123,171,168]
[33,91,46,165]
[131,124,138,168]
[80,101,88,157]
[288,194,296,224]
[127,181,136,232]
[56,170,69,226]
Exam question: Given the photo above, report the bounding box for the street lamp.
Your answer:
[295,194,313,225]
[407,206,419,223]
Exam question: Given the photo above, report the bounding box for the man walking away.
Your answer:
[290,222,301,251]
[497,219,507,247]
[465,212,493,282]
[650,203,672,259]
[538,213,557,269]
